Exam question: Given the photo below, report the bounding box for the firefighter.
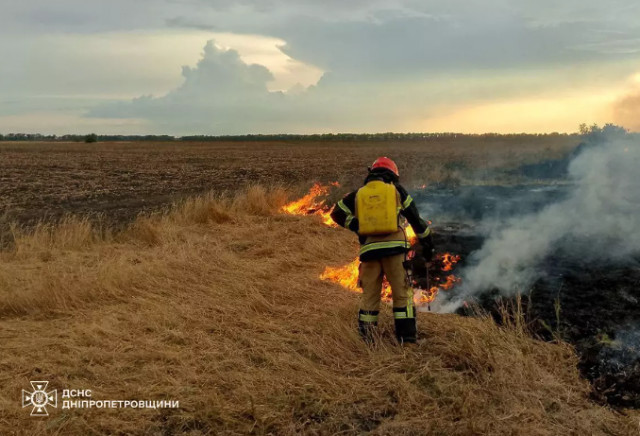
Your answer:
[330,157,434,344]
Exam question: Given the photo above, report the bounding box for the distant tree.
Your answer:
[579,123,627,144]
[84,133,98,143]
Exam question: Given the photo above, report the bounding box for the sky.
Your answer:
[2,0,640,135]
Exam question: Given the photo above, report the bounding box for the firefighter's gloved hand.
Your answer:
[419,235,435,262]
[347,217,359,233]
[411,255,429,274]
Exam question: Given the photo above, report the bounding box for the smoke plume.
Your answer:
[613,90,640,132]
[454,136,640,302]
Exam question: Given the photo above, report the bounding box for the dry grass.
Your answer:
[0,186,636,435]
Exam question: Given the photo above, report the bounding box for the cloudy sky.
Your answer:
[2,0,640,135]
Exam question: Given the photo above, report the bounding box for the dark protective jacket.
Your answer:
[330,171,434,262]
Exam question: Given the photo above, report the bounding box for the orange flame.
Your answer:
[440,253,460,272]
[320,252,461,307]
[319,258,360,291]
[282,182,340,227]
[404,221,432,245]
[287,184,461,307]
[405,226,418,245]
[320,258,394,301]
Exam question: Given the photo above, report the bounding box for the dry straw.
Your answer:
[0,186,636,435]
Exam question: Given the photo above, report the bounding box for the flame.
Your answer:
[282,182,340,227]
[404,221,433,245]
[434,274,460,290]
[320,252,461,307]
[405,226,417,245]
[319,258,394,301]
[319,211,336,227]
[418,288,438,304]
[287,183,462,308]
[320,258,360,291]
[440,253,460,272]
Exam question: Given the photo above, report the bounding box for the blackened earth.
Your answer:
[413,185,640,408]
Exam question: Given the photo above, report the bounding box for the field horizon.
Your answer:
[0,136,578,233]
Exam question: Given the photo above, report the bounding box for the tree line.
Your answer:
[0,133,176,142]
[0,132,580,143]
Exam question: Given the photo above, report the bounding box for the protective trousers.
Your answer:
[357,253,417,343]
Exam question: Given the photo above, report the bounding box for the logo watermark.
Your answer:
[22,381,57,417]
[22,381,179,417]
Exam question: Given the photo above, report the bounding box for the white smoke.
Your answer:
[452,137,640,304]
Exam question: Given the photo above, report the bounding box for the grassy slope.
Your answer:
[0,187,635,435]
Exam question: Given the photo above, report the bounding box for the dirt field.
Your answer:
[0,136,578,232]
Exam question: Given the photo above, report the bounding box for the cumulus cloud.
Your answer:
[87,41,280,133]
[177,42,275,94]
[166,0,640,81]
[86,40,436,134]
[85,36,640,134]
[5,0,640,133]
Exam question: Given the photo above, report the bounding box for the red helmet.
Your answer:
[371,157,399,177]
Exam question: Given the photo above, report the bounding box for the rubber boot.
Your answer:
[393,307,417,344]
[358,310,379,343]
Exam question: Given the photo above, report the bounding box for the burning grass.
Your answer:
[281,181,339,227]
[0,186,637,434]
[283,183,462,306]
[319,253,461,306]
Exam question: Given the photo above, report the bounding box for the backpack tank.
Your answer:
[356,180,399,235]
